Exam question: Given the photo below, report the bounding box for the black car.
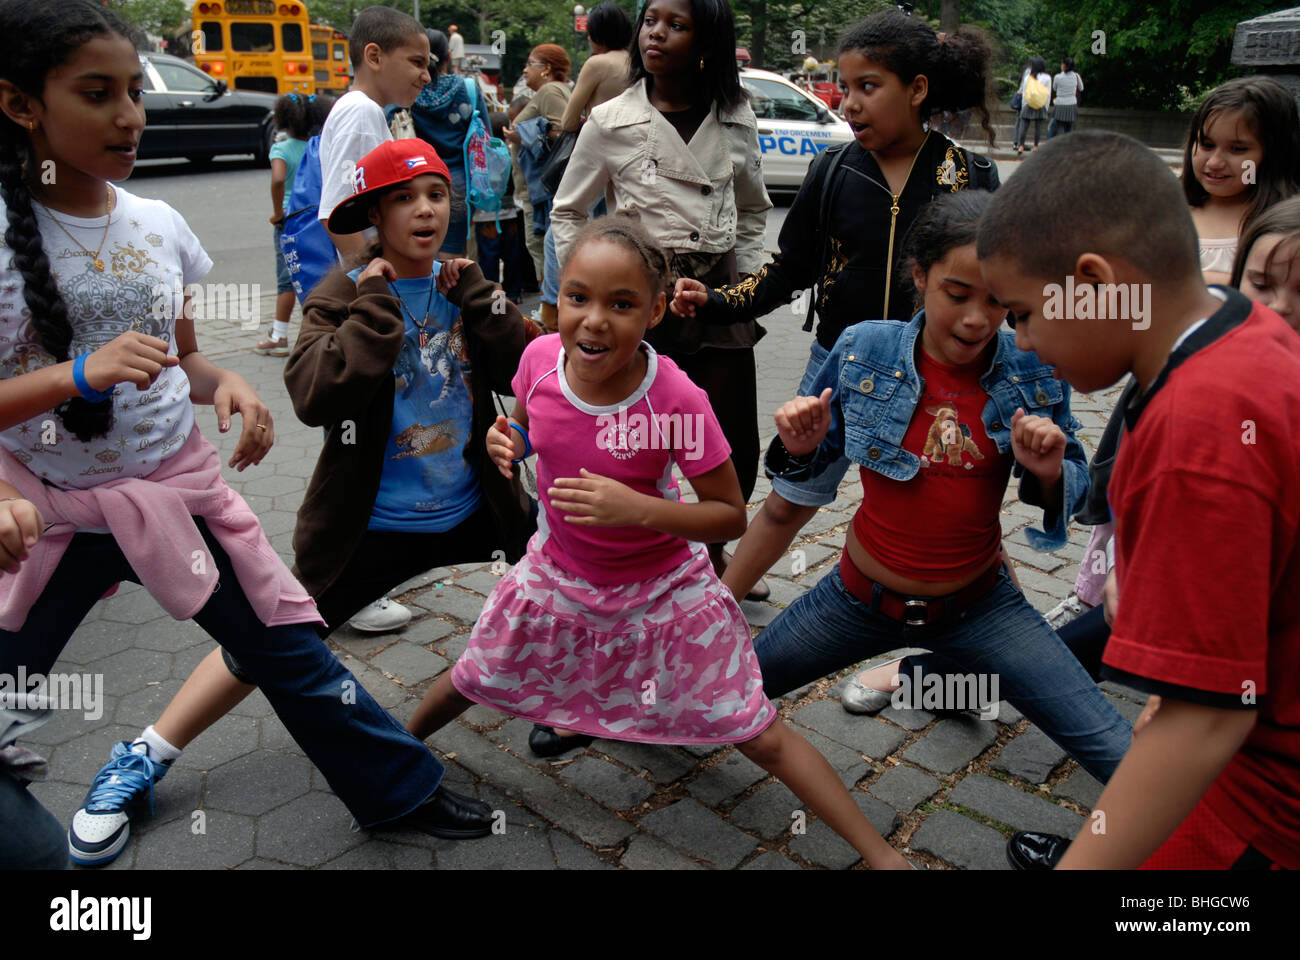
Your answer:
[138,52,278,165]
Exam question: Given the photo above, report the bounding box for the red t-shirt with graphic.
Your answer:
[1103,301,1300,868]
[855,348,1011,581]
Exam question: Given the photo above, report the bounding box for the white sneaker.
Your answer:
[1045,593,1089,630]
[348,597,412,633]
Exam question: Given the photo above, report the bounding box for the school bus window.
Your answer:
[333,44,345,61]
[200,21,223,52]
[231,22,275,52]
[313,40,327,59]
[282,22,304,53]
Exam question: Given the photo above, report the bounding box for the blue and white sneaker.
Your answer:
[68,741,171,866]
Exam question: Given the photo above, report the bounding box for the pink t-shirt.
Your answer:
[514,334,732,584]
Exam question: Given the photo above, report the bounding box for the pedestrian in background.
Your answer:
[1014,56,1051,155]
[448,23,464,74]
[1049,56,1083,139]
[561,1,633,135]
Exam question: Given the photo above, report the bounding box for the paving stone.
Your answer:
[1054,768,1104,809]
[460,703,509,729]
[204,751,311,816]
[740,600,780,627]
[1003,539,1067,572]
[591,740,695,786]
[789,541,836,573]
[455,570,509,596]
[729,782,801,839]
[350,665,408,710]
[559,755,655,809]
[372,642,450,686]
[484,715,561,766]
[551,831,615,870]
[171,713,259,771]
[993,727,1068,784]
[49,724,143,784]
[391,568,450,595]
[763,576,809,608]
[639,798,759,869]
[949,774,1085,835]
[994,700,1023,726]
[413,586,488,624]
[114,679,183,729]
[435,721,634,848]
[796,728,872,790]
[19,693,119,747]
[56,619,137,666]
[875,701,935,730]
[741,851,802,870]
[322,840,434,870]
[1010,566,1071,600]
[1104,692,1146,724]
[620,834,704,870]
[132,766,203,828]
[681,741,724,759]
[903,717,998,774]
[255,791,364,867]
[228,688,275,719]
[330,630,401,661]
[685,750,767,806]
[431,630,470,664]
[258,715,306,757]
[910,808,1011,871]
[868,765,941,814]
[26,779,92,827]
[436,824,555,870]
[789,794,900,869]
[791,701,908,759]
[800,511,848,537]
[131,809,254,869]
[95,587,168,625]
[92,648,173,695]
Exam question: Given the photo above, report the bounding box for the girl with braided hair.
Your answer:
[0,0,491,867]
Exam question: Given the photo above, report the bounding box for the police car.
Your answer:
[741,67,854,191]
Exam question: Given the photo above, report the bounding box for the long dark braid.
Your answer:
[0,0,133,441]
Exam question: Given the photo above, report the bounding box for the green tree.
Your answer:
[113,0,190,35]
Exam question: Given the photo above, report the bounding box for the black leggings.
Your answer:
[666,346,760,503]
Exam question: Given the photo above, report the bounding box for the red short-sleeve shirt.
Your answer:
[1103,294,1300,868]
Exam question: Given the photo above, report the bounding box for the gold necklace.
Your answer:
[35,185,114,272]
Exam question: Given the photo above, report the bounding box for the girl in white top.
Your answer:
[1181,76,1300,286]
[1014,56,1052,154]
[1049,57,1083,137]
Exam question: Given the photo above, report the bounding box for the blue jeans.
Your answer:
[440,166,469,256]
[0,520,442,828]
[0,772,68,868]
[755,564,1131,783]
[771,338,852,507]
[475,211,524,303]
[273,224,292,294]
[542,222,560,307]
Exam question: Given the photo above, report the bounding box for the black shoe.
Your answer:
[528,724,595,758]
[1006,830,1069,870]
[387,786,494,839]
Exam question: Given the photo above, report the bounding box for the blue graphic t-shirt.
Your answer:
[352,262,481,531]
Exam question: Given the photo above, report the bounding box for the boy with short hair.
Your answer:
[978,131,1300,869]
[319,6,430,263]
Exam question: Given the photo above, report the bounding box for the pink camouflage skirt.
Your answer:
[450,538,777,744]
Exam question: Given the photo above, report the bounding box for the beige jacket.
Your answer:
[552,78,772,275]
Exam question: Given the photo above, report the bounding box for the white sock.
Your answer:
[272,320,290,341]
[134,725,181,763]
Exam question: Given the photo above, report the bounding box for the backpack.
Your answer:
[1025,74,1049,110]
[461,77,513,228]
[280,135,337,306]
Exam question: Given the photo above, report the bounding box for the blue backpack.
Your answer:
[280,135,337,305]
[461,77,512,228]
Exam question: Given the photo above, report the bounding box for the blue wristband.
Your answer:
[508,420,531,463]
[72,355,114,403]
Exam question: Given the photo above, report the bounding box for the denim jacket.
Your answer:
[766,312,1089,551]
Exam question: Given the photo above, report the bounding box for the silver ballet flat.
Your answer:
[840,675,894,714]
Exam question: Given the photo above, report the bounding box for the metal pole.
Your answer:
[413,0,420,25]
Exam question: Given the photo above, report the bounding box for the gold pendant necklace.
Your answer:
[35,185,113,271]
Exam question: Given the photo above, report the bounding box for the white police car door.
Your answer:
[742,75,848,190]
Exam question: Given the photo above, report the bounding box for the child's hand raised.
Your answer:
[669,278,709,318]
[83,331,179,393]
[1009,407,1065,483]
[358,258,397,284]
[775,387,833,457]
[436,258,475,295]
[0,497,44,574]
[549,468,647,527]
[486,415,518,478]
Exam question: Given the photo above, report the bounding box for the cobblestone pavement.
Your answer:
[26,189,1141,870]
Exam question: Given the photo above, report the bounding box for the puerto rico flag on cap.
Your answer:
[326,138,452,235]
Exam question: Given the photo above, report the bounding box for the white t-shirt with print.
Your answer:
[318,89,393,223]
[0,186,212,490]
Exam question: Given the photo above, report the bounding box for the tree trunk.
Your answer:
[751,0,766,70]
[940,0,961,34]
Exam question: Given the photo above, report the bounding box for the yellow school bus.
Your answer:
[311,24,351,94]
[191,0,313,95]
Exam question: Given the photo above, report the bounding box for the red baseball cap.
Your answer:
[326,138,453,235]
